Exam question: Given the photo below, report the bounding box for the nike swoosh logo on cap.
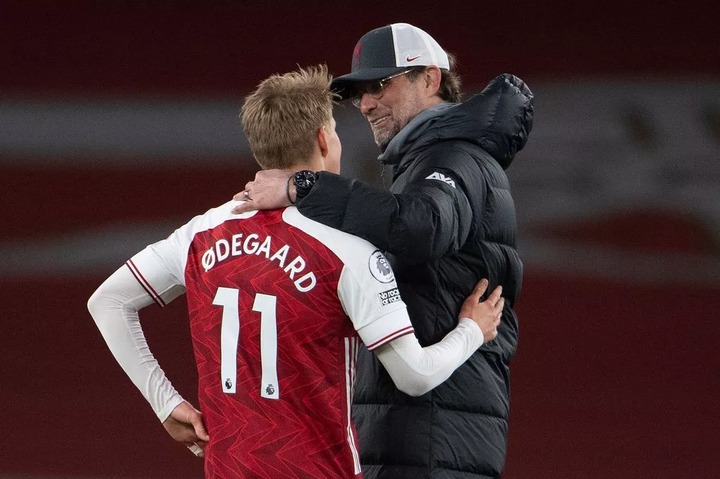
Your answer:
[406,55,422,62]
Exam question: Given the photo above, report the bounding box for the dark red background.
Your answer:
[3,0,718,97]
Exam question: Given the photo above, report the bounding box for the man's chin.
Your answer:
[372,131,391,150]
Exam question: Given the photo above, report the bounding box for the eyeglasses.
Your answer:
[351,69,414,108]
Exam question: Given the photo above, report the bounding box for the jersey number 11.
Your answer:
[212,287,280,400]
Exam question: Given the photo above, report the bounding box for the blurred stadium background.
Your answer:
[2,1,718,478]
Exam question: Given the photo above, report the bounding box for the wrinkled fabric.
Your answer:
[298,74,534,478]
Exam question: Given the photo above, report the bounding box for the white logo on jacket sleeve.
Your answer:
[425,171,456,188]
[368,250,394,283]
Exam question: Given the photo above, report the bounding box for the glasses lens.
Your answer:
[351,80,382,107]
[366,80,384,96]
[351,70,411,107]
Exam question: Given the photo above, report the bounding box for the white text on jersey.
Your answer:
[201,233,316,292]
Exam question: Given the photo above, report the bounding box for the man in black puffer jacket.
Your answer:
[233,22,533,479]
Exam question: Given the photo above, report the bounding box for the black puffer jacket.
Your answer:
[297,74,533,478]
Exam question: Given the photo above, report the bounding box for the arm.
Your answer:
[374,279,502,396]
[87,265,209,453]
[233,76,533,258]
[299,167,473,262]
[233,156,475,262]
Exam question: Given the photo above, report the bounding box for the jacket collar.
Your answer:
[375,74,535,172]
[377,102,452,166]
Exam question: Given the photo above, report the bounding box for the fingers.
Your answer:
[232,179,255,207]
[187,442,205,458]
[472,281,503,345]
[470,280,503,306]
[459,279,487,318]
[182,404,209,456]
[495,297,505,319]
[487,285,503,305]
[182,403,210,442]
[486,328,498,342]
[233,181,254,200]
[232,202,251,214]
[469,278,489,302]
[191,415,210,442]
[487,297,504,343]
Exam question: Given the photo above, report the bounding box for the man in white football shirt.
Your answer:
[87,65,502,478]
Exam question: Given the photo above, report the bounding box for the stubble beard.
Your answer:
[370,100,424,150]
[367,94,425,149]
[371,115,405,150]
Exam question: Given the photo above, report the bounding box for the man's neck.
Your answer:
[286,158,324,173]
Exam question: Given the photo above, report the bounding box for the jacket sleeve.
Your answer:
[297,143,481,263]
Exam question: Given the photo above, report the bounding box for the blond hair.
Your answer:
[241,64,334,169]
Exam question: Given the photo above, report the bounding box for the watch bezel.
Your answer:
[293,170,317,190]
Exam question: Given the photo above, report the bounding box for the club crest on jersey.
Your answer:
[425,171,456,188]
[368,250,394,283]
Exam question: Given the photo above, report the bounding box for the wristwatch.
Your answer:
[293,170,318,201]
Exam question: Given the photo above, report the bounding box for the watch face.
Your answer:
[294,170,317,189]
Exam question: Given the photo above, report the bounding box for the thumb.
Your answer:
[189,412,210,441]
[470,278,489,301]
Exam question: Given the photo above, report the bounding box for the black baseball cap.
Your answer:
[332,23,450,100]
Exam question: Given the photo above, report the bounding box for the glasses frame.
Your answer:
[351,69,415,108]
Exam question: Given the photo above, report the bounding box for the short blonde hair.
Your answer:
[241,64,334,170]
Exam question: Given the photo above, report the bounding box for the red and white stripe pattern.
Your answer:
[365,325,415,350]
[126,259,166,307]
[345,336,361,475]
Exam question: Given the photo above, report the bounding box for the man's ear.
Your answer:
[424,66,442,96]
[317,125,329,157]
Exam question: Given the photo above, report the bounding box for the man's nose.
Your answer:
[359,93,378,114]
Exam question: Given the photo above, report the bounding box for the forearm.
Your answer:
[297,172,391,235]
[87,266,184,422]
[375,318,484,396]
[299,172,470,261]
